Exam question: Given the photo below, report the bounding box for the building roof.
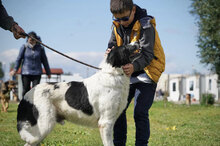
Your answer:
[16,68,63,75]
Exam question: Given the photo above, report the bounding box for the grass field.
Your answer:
[0,101,220,146]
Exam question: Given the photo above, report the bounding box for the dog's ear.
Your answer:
[107,45,131,67]
[126,45,138,54]
[4,81,9,86]
[125,45,142,63]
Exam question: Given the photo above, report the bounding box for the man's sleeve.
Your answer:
[107,29,117,49]
[41,47,51,75]
[0,0,15,31]
[14,45,25,71]
[132,23,155,72]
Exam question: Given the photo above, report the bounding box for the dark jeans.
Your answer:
[22,75,41,97]
[113,82,157,146]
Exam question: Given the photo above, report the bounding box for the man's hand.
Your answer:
[105,48,112,56]
[122,63,134,77]
[11,23,26,39]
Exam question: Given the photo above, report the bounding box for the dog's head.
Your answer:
[106,45,137,68]
[2,80,16,92]
[8,80,16,89]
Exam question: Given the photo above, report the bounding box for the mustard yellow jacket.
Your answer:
[108,6,165,83]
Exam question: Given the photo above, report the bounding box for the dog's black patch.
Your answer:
[17,99,39,132]
[65,81,93,115]
[107,45,137,67]
[42,89,50,97]
[54,84,60,90]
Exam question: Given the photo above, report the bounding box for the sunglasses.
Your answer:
[112,11,132,22]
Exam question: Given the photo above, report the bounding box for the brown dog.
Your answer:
[0,80,17,112]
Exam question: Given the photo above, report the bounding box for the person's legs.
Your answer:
[113,84,136,146]
[134,83,157,146]
[21,75,31,97]
[31,75,41,88]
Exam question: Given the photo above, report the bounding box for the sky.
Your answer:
[0,0,209,80]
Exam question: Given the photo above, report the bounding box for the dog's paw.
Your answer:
[24,143,31,146]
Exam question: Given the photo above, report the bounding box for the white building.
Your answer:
[185,75,206,101]
[156,73,219,102]
[168,75,186,101]
[205,74,219,101]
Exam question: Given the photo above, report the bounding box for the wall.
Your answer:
[169,78,180,101]
[186,76,200,101]
[205,74,219,101]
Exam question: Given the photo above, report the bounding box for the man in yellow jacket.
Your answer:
[107,0,165,145]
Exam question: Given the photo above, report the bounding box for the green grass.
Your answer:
[0,101,220,146]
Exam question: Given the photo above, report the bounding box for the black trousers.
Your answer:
[113,82,157,146]
[21,75,41,97]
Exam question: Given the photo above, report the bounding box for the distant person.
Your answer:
[106,0,165,145]
[0,0,25,39]
[10,31,51,97]
[186,93,191,106]
[158,89,164,99]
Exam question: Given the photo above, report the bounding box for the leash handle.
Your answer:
[20,32,101,70]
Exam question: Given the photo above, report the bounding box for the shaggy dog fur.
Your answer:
[17,45,137,146]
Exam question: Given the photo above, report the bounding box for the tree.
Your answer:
[190,0,220,82]
[0,62,4,80]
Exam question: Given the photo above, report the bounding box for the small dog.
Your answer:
[0,80,17,112]
[17,45,137,146]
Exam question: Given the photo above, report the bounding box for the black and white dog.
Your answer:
[17,45,137,146]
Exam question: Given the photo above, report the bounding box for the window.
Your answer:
[172,82,176,92]
[209,79,212,90]
[189,81,194,91]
